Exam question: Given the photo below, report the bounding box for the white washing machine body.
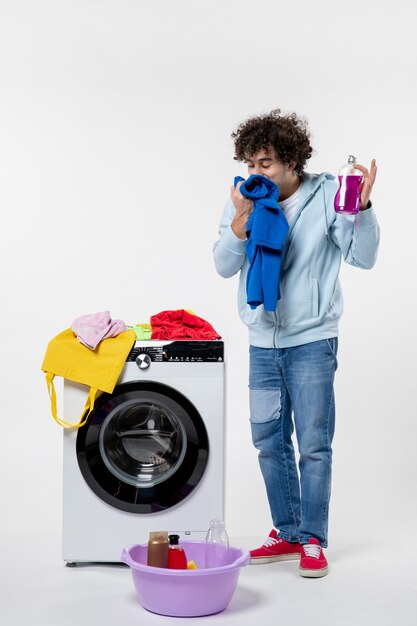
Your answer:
[62,340,225,564]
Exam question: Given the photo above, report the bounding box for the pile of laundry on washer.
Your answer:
[41,309,221,428]
[129,309,221,342]
[71,308,221,347]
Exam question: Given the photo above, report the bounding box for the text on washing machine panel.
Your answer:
[126,341,224,363]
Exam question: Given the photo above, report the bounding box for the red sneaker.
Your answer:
[299,538,328,577]
[250,529,302,564]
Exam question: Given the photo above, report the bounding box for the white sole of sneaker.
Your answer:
[250,554,301,565]
[299,566,328,578]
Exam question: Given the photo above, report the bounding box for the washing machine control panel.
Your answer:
[127,341,224,364]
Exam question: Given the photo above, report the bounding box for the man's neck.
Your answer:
[279,175,302,202]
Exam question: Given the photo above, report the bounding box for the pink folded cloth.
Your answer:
[71,311,127,350]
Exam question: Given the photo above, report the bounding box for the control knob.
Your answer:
[136,354,151,370]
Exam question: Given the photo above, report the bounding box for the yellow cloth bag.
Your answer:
[41,328,136,428]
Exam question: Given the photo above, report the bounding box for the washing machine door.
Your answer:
[76,381,209,513]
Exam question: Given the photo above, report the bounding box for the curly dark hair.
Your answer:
[231,109,313,174]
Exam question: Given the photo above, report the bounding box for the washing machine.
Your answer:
[62,339,225,564]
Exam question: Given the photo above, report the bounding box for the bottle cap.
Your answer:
[348,155,357,163]
[148,531,168,544]
[168,534,180,545]
[209,519,226,529]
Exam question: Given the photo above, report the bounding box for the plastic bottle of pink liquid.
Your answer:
[334,155,363,214]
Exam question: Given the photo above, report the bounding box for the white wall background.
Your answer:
[0,0,416,544]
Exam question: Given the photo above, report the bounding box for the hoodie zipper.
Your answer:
[273,177,326,348]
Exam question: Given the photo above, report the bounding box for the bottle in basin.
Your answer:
[147,531,169,568]
[334,155,363,214]
[167,534,188,569]
[205,519,229,568]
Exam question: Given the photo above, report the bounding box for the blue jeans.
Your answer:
[249,339,338,547]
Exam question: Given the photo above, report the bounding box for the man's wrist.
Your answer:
[231,218,248,240]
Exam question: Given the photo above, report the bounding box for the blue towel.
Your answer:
[234,175,289,311]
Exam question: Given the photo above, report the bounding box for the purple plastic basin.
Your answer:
[121,540,250,617]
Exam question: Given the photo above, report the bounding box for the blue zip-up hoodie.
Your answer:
[234,174,289,311]
[213,171,380,348]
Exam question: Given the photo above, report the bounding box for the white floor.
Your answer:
[2,530,416,626]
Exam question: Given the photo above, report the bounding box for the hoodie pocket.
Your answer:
[311,277,319,318]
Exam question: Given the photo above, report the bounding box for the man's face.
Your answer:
[245,147,296,200]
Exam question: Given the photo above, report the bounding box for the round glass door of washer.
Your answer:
[76,382,209,513]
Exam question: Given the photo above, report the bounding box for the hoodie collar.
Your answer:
[299,171,334,201]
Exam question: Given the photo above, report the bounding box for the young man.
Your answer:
[213,109,380,578]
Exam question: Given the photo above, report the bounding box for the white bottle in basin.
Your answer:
[205,519,229,568]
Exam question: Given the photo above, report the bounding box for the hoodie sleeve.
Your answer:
[330,206,380,269]
[212,198,247,278]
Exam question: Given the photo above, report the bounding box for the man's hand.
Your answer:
[355,159,377,210]
[230,181,254,240]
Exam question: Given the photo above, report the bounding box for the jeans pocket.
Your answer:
[249,388,281,423]
[326,337,339,370]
